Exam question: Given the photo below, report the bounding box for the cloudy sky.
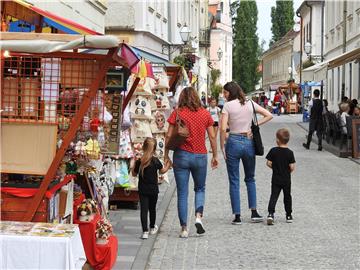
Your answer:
[256,0,303,49]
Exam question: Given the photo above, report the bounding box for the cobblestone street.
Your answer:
[147,115,360,270]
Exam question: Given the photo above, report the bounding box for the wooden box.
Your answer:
[2,77,18,117]
[109,187,139,203]
[1,192,49,222]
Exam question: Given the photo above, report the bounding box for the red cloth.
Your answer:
[73,193,86,220]
[0,175,75,199]
[167,107,213,154]
[74,214,118,270]
[274,94,281,103]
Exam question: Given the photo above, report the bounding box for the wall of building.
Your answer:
[27,0,107,33]
[324,0,360,111]
[209,0,232,85]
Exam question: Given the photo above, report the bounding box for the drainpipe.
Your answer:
[320,0,325,100]
[167,0,172,61]
[296,10,303,111]
[341,0,347,100]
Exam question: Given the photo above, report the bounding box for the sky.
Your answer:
[256,0,303,50]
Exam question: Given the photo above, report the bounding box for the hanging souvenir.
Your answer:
[115,160,130,188]
[150,88,170,110]
[150,111,168,134]
[118,130,134,158]
[131,120,152,142]
[129,95,152,119]
[85,138,101,159]
[97,127,106,148]
[82,115,90,131]
[154,133,166,159]
[153,71,170,89]
[65,159,77,175]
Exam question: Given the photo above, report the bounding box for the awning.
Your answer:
[131,47,178,67]
[4,0,101,35]
[328,47,360,69]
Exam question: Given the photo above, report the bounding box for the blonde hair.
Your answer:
[140,137,157,176]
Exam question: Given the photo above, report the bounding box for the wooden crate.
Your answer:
[1,192,49,222]
[109,187,139,203]
[2,77,19,117]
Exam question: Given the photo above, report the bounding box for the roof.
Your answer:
[8,0,101,35]
[263,30,299,56]
[131,47,178,67]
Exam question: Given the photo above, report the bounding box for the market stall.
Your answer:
[0,32,140,269]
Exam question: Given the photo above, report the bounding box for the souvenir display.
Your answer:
[95,218,113,245]
[150,88,170,110]
[131,119,152,142]
[150,111,169,134]
[77,199,98,222]
[129,95,152,119]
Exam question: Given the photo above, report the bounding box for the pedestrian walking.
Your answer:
[218,93,225,111]
[165,86,218,238]
[207,98,221,139]
[219,81,273,225]
[303,89,323,151]
[132,137,172,239]
[274,90,282,116]
[266,128,296,225]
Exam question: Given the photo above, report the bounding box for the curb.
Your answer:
[131,177,177,270]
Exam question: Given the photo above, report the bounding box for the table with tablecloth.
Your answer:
[0,221,86,269]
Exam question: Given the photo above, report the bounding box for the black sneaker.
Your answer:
[267,214,274,225]
[231,216,242,225]
[318,146,322,151]
[302,143,309,149]
[286,215,293,223]
[251,210,264,223]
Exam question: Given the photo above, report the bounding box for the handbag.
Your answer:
[166,110,189,151]
[250,101,264,156]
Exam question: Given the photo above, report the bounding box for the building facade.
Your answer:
[26,0,107,34]
[105,0,210,95]
[324,0,360,111]
[262,30,300,99]
[209,0,233,85]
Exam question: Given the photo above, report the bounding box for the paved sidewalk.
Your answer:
[147,114,360,269]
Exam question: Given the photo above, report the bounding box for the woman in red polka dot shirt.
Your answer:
[165,87,218,238]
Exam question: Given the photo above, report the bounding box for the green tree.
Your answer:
[210,69,222,99]
[270,0,294,45]
[232,0,260,93]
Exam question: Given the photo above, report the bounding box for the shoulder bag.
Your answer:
[250,101,264,156]
[166,110,189,151]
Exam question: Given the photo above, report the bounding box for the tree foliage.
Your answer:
[232,0,260,93]
[210,69,222,99]
[270,0,294,45]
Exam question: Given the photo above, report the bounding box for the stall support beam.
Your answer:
[23,48,117,222]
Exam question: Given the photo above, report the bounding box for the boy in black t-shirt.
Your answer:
[266,128,296,225]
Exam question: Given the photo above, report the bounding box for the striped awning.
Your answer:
[7,0,101,35]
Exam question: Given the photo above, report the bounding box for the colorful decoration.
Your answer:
[77,199,98,222]
[95,218,113,245]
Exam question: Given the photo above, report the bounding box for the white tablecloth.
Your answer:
[0,226,86,270]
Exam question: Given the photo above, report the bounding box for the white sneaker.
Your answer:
[150,225,158,235]
[179,230,188,238]
[142,232,149,239]
[195,218,205,234]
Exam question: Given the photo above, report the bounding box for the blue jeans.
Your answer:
[173,149,207,226]
[225,134,257,215]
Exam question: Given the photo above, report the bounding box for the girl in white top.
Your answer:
[207,98,221,137]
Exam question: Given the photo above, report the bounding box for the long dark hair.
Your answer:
[178,86,202,111]
[223,81,246,105]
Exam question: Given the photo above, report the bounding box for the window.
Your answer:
[331,69,334,101]
[349,63,352,98]
[337,67,341,100]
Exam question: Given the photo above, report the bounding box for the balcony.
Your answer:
[199,28,211,47]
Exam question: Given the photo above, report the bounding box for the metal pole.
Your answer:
[320,0,324,101]
[341,0,347,100]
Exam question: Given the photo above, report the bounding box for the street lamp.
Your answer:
[217,47,223,61]
[180,23,191,44]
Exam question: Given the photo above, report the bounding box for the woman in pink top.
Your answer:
[220,81,272,225]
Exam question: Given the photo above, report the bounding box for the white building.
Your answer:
[105,0,210,95]
[323,0,360,111]
[209,0,233,85]
[26,0,107,34]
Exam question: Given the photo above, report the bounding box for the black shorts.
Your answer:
[213,121,219,127]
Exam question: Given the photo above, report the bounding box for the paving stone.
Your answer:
[146,115,360,270]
